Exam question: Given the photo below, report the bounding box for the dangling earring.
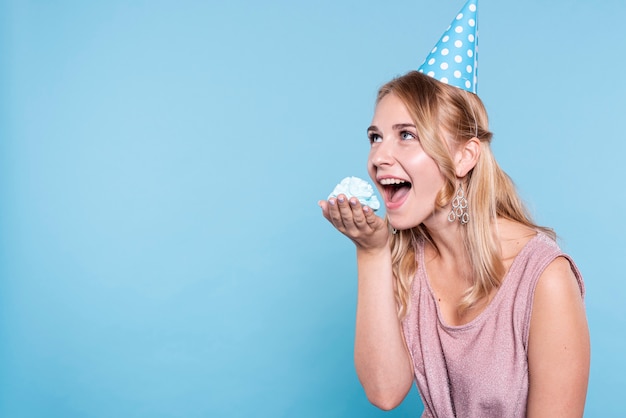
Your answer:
[448,183,469,225]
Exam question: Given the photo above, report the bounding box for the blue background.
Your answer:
[1,0,625,417]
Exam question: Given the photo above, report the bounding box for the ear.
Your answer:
[454,137,481,178]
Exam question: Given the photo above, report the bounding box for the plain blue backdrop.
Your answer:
[1,0,625,417]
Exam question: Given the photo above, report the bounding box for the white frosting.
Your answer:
[328,176,380,211]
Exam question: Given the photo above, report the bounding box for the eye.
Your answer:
[400,131,416,141]
[368,133,382,144]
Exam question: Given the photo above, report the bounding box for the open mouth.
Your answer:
[379,178,412,204]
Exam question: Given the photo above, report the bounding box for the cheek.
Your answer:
[408,152,439,175]
[409,154,446,190]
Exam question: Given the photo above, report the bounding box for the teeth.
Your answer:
[379,178,407,185]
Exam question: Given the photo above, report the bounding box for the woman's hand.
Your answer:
[318,194,389,252]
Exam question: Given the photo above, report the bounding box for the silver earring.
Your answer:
[448,183,469,225]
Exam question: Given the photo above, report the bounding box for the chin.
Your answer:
[388,219,417,232]
[388,212,429,231]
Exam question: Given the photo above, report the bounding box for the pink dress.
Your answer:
[401,233,585,417]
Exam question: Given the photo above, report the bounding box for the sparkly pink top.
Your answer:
[401,233,584,417]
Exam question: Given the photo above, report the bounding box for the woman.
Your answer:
[318,70,590,417]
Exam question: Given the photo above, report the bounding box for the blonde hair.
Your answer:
[377,71,554,318]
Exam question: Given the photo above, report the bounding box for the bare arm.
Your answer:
[527,256,590,417]
[319,195,413,410]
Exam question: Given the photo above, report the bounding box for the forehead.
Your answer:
[371,94,413,126]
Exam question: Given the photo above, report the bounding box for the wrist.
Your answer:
[356,243,390,259]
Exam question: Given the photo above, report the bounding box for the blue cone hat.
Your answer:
[418,0,479,93]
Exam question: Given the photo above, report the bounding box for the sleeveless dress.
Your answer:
[401,233,585,418]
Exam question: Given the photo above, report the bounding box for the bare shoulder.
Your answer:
[535,256,583,301]
[526,256,589,416]
[531,256,586,341]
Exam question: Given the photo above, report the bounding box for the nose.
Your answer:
[369,139,395,168]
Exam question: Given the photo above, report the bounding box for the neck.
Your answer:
[422,212,472,281]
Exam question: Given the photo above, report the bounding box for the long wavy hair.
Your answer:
[378,71,554,319]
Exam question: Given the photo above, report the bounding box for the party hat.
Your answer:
[418,0,479,93]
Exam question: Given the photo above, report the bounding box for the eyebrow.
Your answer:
[366,123,416,134]
[392,123,416,130]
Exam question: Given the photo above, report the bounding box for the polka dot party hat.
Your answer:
[418,0,479,93]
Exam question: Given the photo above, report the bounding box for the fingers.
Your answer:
[330,195,352,231]
[319,194,374,234]
[317,197,344,229]
[347,198,368,228]
[319,195,390,250]
[363,204,379,227]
